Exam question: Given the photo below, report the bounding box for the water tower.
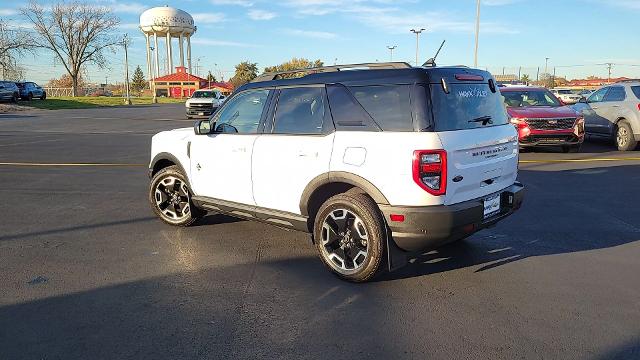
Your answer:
[139,6,197,80]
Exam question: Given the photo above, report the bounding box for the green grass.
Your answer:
[21,96,185,110]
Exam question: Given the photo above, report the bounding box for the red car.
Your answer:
[501,86,585,152]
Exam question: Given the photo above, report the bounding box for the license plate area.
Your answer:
[483,194,501,219]
[198,112,205,116]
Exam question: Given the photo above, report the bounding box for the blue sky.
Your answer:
[3,0,640,84]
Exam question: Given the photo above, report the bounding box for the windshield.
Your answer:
[192,91,216,98]
[502,89,561,107]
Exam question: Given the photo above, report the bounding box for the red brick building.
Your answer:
[152,66,234,98]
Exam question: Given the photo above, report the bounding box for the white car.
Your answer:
[551,89,582,104]
[185,89,226,119]
[149,63,525,282]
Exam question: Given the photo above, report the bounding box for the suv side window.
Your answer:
[349,85,414,131]
[588,87,608,103]
[631,86,640,100]
[272,87,325,134]
[603,86,626,102]
[212,89,270,134]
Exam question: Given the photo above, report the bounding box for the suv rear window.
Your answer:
[430,83,508,131]
[348,85,413,131]
[631,86,640,100]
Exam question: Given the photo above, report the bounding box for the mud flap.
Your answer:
[384,219,408,272]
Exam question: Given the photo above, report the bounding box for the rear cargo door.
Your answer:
[429,72,519,205]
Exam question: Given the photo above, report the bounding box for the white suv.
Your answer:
[149,63,525,282]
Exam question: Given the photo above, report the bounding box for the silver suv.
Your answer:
[574,81,640,151]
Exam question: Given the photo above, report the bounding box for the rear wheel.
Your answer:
[11,93,18,103]
[615,121,637,151]
[313,193,385,282]
[149,165,204,226]
[40,92,46,100]
[27,92,33,101]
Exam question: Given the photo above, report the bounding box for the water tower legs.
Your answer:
[179,33,185,68]
[154,32,160,78]
[166,32,173,75]
[187,34,192,76]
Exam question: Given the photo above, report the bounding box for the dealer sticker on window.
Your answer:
[483,194,501,219]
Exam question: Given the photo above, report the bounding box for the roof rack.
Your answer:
[251,62,413,83]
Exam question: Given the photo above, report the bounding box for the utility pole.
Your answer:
[606,63,613,83]
[386,45,397,61]
[544,57,550,75]
[536,66,540,82]
[474,0,481,67]
[410,28,425,66]
[122,34,132,105]
[552,67,556,88]
[195,57,202,78]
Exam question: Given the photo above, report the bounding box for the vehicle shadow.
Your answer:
[192,213,245,226]
[380,164,640,281]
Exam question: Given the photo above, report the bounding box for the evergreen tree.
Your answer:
[131,65,147,93]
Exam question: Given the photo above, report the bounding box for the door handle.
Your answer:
[297,150,317,158]
[232,147,246,153]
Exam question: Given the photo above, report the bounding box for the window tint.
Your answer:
[326,84,380,131]
[349,85,414,131]
[603,86,626,102]
[273,87,325,134]
[430,83,508,131]
[631,86,640,100]
[588,87,608,103]
[213,89,269,134]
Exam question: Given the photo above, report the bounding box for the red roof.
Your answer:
[153,66,207,82]
[203,82,234,91]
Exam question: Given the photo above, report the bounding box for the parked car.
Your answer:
[573,81,640,151]
[185,89,226,119]
[551,88,582,104]
[0,81,20,103]
[578,89,594,99]
[502,86,584,152]
[148,62,525,282]
[15,82,46,100]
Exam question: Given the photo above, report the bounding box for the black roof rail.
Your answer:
[251,62,413,83]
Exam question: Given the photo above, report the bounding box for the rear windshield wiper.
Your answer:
[469,116,493,125]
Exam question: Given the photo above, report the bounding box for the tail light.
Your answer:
[413,150,447,196]
[637,103,640,111]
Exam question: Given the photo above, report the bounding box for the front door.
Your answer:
[190,89,271,206]
[579,87,610,134]
[252,86,333,214]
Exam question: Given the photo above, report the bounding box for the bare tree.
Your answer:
[21,1,120,96]
[0,20,34,79]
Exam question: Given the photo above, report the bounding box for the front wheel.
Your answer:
[615,121,638,151]
[11,94,18,103]
[149,165,204,226]
[27,93,33,101]
[313,193,385,282]
[41,92,46,100]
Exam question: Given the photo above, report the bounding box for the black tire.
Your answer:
[313,192,385,282]
[41,92,46,100]
[562,144,581,153]
[149,165,204,226]
[27,92,33,101]
[11,93,18,103]
[615,121,637,151]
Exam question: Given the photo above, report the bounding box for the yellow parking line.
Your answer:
[0,162,145,167]
[520,157,640,164]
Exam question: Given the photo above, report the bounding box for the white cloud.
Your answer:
[283,28,337,39]
[0,9,19,16]
[118,23,141,30]
[192,12,227,24]
[191,38,258,47]
[210,0,254,7]
[605,0,640,10]
[248,9,277,20]
[95,0,147,14]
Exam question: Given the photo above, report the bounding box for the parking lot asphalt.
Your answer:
[1,105,639,359]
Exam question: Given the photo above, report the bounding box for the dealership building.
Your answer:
[152,66,233,98]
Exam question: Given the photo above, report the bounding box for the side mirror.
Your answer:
[578,97,587,103]
[194,120,212,135]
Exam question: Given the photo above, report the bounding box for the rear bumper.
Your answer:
[380,182,525,252]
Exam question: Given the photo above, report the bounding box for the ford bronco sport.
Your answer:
[149,62,525,282]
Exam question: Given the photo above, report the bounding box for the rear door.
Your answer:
[579,87,610,134]
[252,86,334,214]
[428,74,518,205]
[599,86,627,135]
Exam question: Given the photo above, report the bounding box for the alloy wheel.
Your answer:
[154,175,191,221]
[617,127,629,148]
[320,208,369,275]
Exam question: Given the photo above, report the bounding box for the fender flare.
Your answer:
[149,152,191,187]
[299,171,390,217]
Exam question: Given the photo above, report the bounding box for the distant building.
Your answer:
[151,66,233,97]
[494,74,518,83]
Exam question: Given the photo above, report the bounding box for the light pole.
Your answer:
[386,45,397,61]
[122,34,132,105]
[150,46,157,103]
[410,28,425,66]
[544,57,550,75]
[474,0,481,67]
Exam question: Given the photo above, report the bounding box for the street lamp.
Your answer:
[386,45,397,62]
[410,28,425,66]
[150,46,157,103]
[545,57,550,75]
[474,0,481,67]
